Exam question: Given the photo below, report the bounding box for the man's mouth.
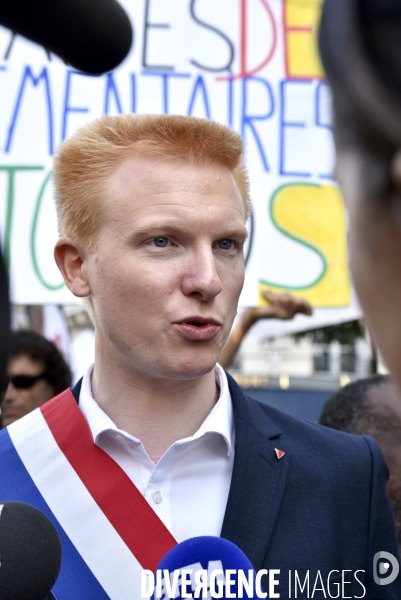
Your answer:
[177,316,221,326]
[173,317,221,340]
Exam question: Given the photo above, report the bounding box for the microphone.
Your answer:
[146,536,258,599]
[0,501,62,600]
[0,0,133,74]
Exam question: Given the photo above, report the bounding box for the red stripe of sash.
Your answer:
[41,389,177,572]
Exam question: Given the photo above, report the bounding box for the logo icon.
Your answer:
[373,552,399,585]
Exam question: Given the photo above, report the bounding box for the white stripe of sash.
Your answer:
[8,408,143,600]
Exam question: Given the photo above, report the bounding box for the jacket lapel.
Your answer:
[221,373,291,571]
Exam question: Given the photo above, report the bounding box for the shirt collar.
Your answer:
[79,363,234,457]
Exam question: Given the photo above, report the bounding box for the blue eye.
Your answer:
[152,237,169,247]
[217,239,233,250]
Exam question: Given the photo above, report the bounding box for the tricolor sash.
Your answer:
[0,389,177,599]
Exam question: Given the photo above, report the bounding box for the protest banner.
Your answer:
[0,0,361,333]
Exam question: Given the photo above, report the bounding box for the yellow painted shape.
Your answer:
[287,31,324,79]
[258,184,350,308]
[285,0,325,79]
[286,0,322,27]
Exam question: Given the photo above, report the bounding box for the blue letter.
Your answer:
[5,66,54,155]
[187,75,211,118]
[315,81,334,181]
[62,70,98,141]
[227,71,233,128]
[279,80,312,177]
[131,73,137,113]
[104,74,123,114]
[241,76,274,172]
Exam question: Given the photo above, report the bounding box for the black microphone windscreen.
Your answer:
[0,501,62,600]
[0,0,133,74]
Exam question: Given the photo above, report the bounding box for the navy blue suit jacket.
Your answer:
[218,372,401,599]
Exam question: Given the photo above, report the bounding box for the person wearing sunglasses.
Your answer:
[1,330,72,427]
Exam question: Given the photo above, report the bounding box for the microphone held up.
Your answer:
[0,501,62,600]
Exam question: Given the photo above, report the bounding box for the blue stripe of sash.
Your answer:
[0,427,110,599]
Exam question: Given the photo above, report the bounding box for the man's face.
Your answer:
[1,355,54,427]
[335,141,401,390]
[83,156,247,383]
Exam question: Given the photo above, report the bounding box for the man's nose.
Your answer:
[181,247,223,301]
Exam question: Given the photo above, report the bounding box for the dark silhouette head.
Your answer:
[319,375,401,549]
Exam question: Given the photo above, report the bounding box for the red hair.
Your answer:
[53,114,250,250]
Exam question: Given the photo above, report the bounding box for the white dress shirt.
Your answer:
[79,364,235,543]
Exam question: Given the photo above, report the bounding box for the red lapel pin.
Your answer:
[275,448,285,460]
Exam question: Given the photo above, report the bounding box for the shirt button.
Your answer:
[152,491,163,504]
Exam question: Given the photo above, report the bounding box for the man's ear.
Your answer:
[54,237,91,298]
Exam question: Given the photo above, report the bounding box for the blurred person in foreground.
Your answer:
[1,330,71,427]
[0,114,398,598]
[319,0,401,394]
[318,0,401,589]
[319,375,401,552]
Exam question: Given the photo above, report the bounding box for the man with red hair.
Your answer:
[0,114,398,599]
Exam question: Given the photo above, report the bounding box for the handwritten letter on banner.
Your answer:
[0,0,361,334]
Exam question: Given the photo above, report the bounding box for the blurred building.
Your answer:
[229,329,376,422]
